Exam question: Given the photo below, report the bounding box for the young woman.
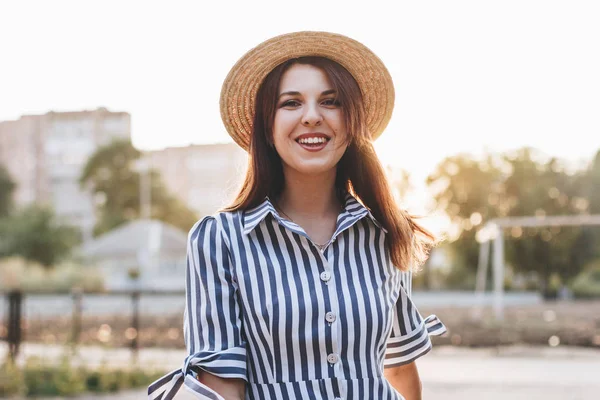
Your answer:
[149,31,446,400]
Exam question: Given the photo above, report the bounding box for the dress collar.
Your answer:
[242,192,387,235]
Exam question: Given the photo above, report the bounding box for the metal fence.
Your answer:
[0,289,186,362]
[1,289,544,363]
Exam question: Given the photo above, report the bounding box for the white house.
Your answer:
[78,219,188,290]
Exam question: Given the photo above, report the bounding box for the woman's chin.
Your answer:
[286,161,338,177]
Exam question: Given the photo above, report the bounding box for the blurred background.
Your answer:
[0,1,599,399]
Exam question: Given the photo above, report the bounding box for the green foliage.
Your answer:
[50,358,87,396]
[79,139,198,236]
[584,151,600,260]
[502,150,594,286]
[585,151,600,215]
[0,205,81,267]
[84,365,131,393]
[426,153,505,276]
[0,355,165,397]
[0,257,104,293]
[0,163,15,218]
[22,356,86,397]
[129,368,164,387]
[543,273,563,298]
[427,147,600,290]
[443,263,478,290]
[0,361,25,397]
[570,260,600,298]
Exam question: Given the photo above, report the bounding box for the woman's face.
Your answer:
[273,63,348,177]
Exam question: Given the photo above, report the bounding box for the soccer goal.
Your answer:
[474,214,600,320]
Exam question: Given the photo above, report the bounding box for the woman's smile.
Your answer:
[294,132,331,152]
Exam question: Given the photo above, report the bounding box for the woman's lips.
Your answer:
[297,140,329,152]
[294,133,331,152]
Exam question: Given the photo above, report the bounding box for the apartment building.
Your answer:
[146,143,248,217]
[0,108,131,241]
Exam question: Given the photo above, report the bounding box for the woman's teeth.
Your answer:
[298,137,328,144]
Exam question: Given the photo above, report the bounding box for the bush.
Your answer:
[0,361,25,397]
[443,264,477,290]
[84,364,132,393]
[0,354,166,397]
[21,355,86,397]
[543,273,563,299]
[47,261,105,293]
[0,256,104,293]
[129,368,164,387]
[51,357,87,396]
[570,260,600,298]
[80,365,165,394]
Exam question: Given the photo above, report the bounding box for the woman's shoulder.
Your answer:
[187,209,245,242]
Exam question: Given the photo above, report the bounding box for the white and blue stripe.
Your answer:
[148,193,446,400]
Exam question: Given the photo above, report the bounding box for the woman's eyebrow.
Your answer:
[278,89,337,99]
[278,91,301,99]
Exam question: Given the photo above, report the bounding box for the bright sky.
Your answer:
[1,0,599,188]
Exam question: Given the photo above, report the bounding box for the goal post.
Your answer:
[475,214,600,320]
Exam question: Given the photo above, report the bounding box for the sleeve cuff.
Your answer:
[384,314,446,368]
[148,347,247,400]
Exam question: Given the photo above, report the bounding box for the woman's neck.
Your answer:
[276,168,342,220]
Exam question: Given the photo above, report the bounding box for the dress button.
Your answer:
[327,353,339,364]
[320,271,331,282]
[325,311,336,323]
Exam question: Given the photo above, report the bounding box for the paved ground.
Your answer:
[3,344,600,399]
[419,346,600,400]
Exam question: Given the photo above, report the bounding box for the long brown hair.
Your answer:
[223,56,435,271]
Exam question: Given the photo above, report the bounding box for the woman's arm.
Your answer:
[384,361,422,400]
[197,371,246,400]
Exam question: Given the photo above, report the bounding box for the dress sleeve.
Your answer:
[384,270,446,369]
[148,216,247,400]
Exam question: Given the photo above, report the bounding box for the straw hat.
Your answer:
[220,31,395,151]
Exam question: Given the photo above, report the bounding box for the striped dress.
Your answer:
[148,194,446,400]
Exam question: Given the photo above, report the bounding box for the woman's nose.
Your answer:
[301,103,323,126]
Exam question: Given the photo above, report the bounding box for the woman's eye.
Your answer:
[322,98,341,107]
[281,100,300,108]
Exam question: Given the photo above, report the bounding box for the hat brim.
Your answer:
[220,31,395,151]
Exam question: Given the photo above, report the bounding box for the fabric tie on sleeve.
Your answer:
[384,271,448,368]
[148,347,247,400]
[424,314,446,336]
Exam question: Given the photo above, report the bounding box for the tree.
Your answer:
[427,147,599,290]
[426,153,505,280]
[582,150,600,260]
[502,149,594,289]
[586,151,600,215]
[79,139,198,236]
[0,164,15,217]
[0,205,81,267]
